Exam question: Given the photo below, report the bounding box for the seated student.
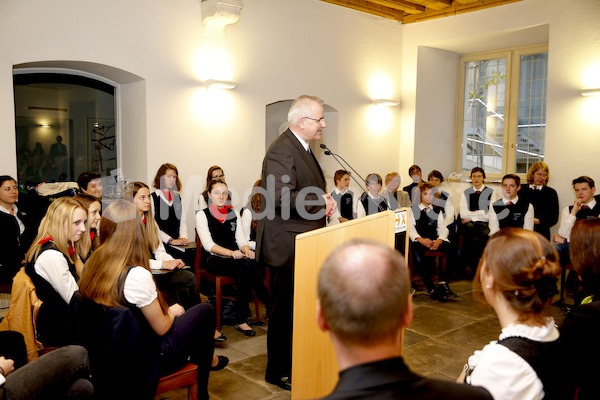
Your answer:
[196,179,271,337]
[150,163,191,261]
[355,173,390,218]
[330,170,355,222]
[0,175,35,285]
[128,182,201,312]
[78,200,226,400]
[73,193,102,252]
[428,170,455,230]
[458,228,565,400]
[316,238,492,400]
[0,331,93,399]
[402,164,423,205]
[560,218,600,398]
[24,197,91,346]
[76,171,103,200]
[553,176,600,265]
[519,162,559,240]
[488,174,534,236]
[241,179,262,251]
[381,172,411,210]
[409,181,457,301]
[459,167,495,274]
[198,165,229,211]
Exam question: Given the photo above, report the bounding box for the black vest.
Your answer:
[331,190,354,220]
[464,187,494,212]
[203,208,238,251]
[25,241,78,346]
[151,192,182,239]
[568,202,600,220]
[431,191,450,218]
[412,205,443,240]
[359,192,389,216]
[240,207,257,242]
[492,198,530,229]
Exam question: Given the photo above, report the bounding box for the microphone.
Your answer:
[320,143,386,213]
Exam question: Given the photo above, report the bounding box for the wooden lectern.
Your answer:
[291,209,409,399]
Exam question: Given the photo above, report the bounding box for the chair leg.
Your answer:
[189,381,198,400]
[215,278,222,331]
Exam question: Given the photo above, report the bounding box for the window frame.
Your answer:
[455,43,549,180]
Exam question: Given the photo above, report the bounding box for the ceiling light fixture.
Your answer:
[203,79,239,89]
[580,88,600,97]
[373,99,400,107]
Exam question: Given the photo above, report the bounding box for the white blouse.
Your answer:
[34,249,78,304]
[123,266,158,308]
[466,319,559,400]
[195,208,249,255]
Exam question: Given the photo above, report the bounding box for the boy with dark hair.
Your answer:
[403,164,422,205]
[458,167,496,274]
[409,181,457,302]
[488,174,534,236]
[355,173,389,218]
[331,170,354,222]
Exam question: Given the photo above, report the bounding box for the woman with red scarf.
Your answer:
[196,179,271,336]
[24,196,91,346]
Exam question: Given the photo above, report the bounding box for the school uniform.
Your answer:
[459,185,495,272]
[0,203,34,285]
[555,199,600,265]
[331,188,355,220]
[488,195,534,236]
[520,184,559,240]
[355,192,390,218]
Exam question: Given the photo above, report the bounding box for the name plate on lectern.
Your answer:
[394,209,408,233]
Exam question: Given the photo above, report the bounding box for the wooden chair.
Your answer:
[156,362,198,400]
[193,234,261,330]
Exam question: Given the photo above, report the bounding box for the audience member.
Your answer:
[428,170,455,229]
[330,170,355,222]
[488,174,534,236]
[458,228,564,399]
[316,238,492,400]
[78,200,224,400]
[355,173,390,218]
[199,165,228,210]
[0,175,35,285]
[519,162,559,240]
[553,176,600,266]
[381,172,411,210]
[409,181,457,301]
[151,163,191,261]
[196,179,271,337]
[241,179,262,251]
[402,164,422,205]
[77,172,103,200]
[560,218,600,398]
[73,193,102,252]
[24,196,91,346]
[459,167,495,274]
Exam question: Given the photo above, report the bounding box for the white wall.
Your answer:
[401,0,600,227]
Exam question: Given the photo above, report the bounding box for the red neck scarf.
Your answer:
[39,235,75,256]
[209,203,232,223]
[161,189,174,202]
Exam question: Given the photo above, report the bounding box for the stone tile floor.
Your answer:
[155,279,573,399]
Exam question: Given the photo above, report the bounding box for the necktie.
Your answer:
[582,205,588,210]
[508,201,513,206]
[476,190,480,194]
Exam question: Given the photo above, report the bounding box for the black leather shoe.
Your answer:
[440,282,457,297]
[266,376,291,391]
[210,355,229,371]
[214,333,227,343]
[431,285,448,302]
[235,324,256,337]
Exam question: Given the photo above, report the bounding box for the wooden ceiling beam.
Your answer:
[408,0,452,10]
[366,0,425,14]
[403,0,521,23]
[320,0,405,21]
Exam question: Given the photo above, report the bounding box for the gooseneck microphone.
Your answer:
[320,143,386,213]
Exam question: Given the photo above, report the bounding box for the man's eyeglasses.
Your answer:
[304,116,325,124]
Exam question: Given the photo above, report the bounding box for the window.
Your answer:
[457,44,548,176]
[14,72,116,186]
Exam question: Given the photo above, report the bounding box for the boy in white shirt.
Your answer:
[488,174,534,236]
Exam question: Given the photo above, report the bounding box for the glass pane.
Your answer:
[515,53,548,174]
[461,58,506,173]
[14,73,116,187]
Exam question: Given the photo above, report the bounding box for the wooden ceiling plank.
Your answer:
[320,0,405,21]
[366,0,425,14]
[403,0,521,23]
[407,0,452,10]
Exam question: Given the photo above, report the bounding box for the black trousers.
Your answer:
[265,265,293,381]
[411,240,455,292]
[154,269,201,311]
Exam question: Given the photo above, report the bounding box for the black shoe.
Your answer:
[440,282,457,297]
[210,355,229,371]
[266,376,291,391]
[431,284,448,302]
[214,333,227,343]
[235,324,256,337]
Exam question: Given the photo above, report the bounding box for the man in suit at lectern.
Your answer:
[257,95,337,391]
[316,239,492,399]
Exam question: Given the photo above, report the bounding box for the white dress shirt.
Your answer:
[488,195,535,236]
[409,203,449,242]
[557,198,597,241]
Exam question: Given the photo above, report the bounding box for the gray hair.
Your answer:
[287,95,324,126]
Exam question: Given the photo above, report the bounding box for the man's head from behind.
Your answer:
[317,239,412,348]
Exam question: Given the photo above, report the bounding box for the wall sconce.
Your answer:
[202,79,239,89]
[373,99,400,107]
[580,88,600,97]
[201,0,243,33]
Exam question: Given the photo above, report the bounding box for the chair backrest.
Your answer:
[67,291,160,400]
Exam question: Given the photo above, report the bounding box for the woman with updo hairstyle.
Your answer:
[559,218,600,398]
[458,228,565,399]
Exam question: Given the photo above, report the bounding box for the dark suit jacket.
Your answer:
[319,357,493,400]
[519,184,559,240]
[256,128,327,267]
